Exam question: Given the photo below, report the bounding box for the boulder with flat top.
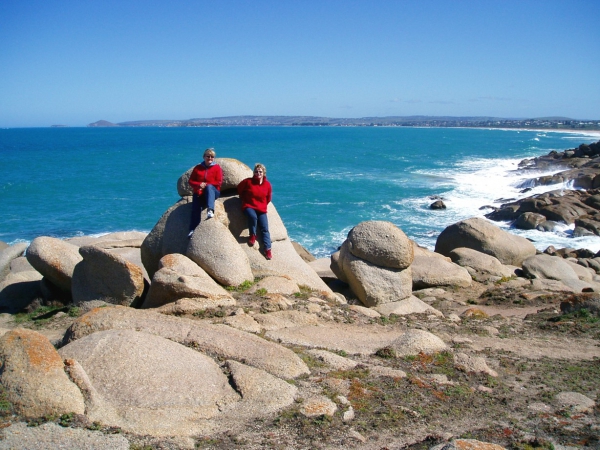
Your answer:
[142,253,235,309]
[72,245,147,307]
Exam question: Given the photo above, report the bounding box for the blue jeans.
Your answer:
[189,185,220,231]
[244,208,271,249]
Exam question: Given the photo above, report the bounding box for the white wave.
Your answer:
[498,222,600,253]
[400,154,600,252]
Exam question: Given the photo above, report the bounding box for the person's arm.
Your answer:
[267,182,272,204]
[188,166,203,194]
[237,178,247,197]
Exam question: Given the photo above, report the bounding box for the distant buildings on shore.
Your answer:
[87,116,600,131]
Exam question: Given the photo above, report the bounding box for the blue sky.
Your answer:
[1,0,599,127]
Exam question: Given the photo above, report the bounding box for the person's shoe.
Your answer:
[207,209,214,219]
[187,230,194,239]
[265,249,272,260]
[248,234,257,246]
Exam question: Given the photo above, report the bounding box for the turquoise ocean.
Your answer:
[1,127,599,258]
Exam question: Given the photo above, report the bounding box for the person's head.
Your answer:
[253,163,266,178]
[203,148,216,163]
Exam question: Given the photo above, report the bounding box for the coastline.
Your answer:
[507,128,600,137]
[464,126,600,138]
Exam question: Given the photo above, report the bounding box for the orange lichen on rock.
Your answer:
[1,328,63,373]
[460,308,489,319]
[452,439,506,450]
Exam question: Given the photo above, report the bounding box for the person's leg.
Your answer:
[189,193,202,232]
[257,212,271,250]
[205,185,219,211]
[244,208,258,237]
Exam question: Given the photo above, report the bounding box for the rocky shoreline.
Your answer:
[0,143,599,449]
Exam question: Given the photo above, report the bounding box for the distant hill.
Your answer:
[86,115,599,130]
[88,120,118,127]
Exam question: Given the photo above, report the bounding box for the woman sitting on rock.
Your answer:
[188,148,223,238]
[237,163,273,260]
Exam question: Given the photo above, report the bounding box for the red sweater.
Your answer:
[188,163,223,195]
[237,176,272,213]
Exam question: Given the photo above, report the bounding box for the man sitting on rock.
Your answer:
[188,148,223,238]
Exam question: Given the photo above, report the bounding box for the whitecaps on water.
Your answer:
[404,155,600,252]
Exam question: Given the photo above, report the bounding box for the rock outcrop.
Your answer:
[337,241,412,307]
[449,247,515,278]
[63,306,310,380]
[59,329,240,436]
[435,217,536,266]
[142,160,335,297]
[388,329,448,357]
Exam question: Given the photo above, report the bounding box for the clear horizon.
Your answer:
[1,0,599,128]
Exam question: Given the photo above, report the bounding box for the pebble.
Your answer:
[342,406,355,422]
[348,429,366,443]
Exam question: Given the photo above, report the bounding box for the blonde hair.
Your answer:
[254,163,266,176]
[204,148,216,158]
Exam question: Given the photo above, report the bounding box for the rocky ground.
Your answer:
[0,274,598,450]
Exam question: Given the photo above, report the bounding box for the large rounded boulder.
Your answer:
[141,198,228,279]
[186,218,254,286]
[521,254,580,282]
[411,255,472,289]
[435,217,536,266]
[347,221,413,269]
[449,247,515,278]
[339,241,412,307]
[58,329,240,437]
[26,237,82,291]
[0,329,85,418]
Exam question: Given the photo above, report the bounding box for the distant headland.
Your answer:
[88,115,600,131]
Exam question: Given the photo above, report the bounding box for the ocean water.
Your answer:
[1,126,599,258]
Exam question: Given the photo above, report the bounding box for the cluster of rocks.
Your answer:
[330,220,473,316]
[485,140,600,237]
[0,159,336,316]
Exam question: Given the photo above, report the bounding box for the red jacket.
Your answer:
[188,163,223,195]
[237,176,272,213]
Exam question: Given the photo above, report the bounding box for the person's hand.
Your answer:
[200,182,207,189]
